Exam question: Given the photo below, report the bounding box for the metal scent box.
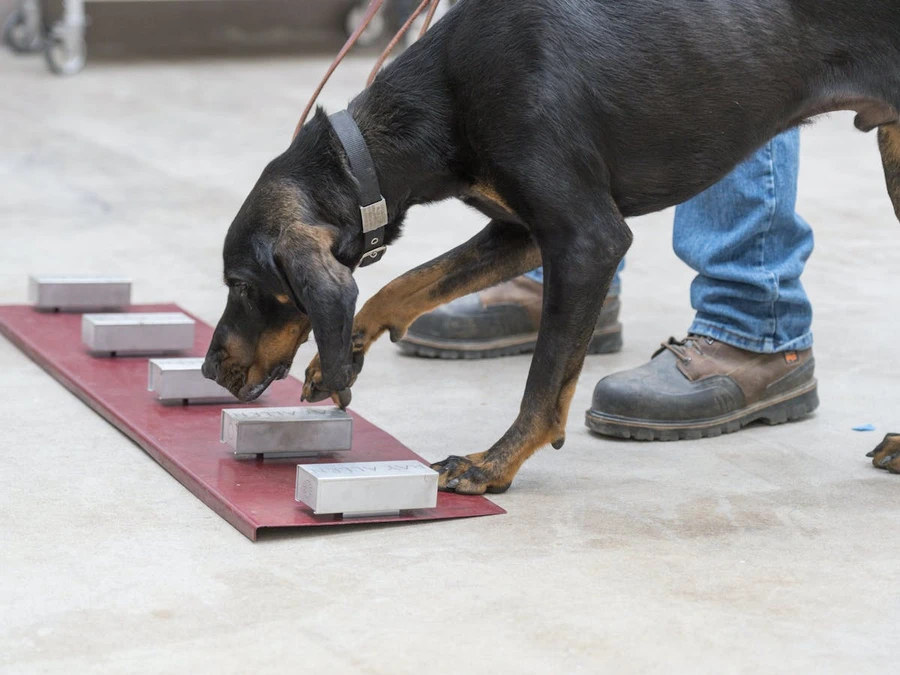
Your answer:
[148,357,238,404]
[221,407,353,459]
[295,460,439,518]
[81,312,195,356]
[29,275,131,311]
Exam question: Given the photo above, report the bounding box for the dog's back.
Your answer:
[414,0,900,215]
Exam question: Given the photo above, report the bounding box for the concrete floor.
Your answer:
[1,50,899,674]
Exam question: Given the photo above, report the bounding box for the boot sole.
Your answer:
[584,380,819,441]
[398,324,623,360]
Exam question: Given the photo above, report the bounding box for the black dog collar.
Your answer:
[329,110,388,267]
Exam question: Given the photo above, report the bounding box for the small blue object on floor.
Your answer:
[852,424,876,432]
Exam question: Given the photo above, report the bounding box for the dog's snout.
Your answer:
[201,355,220,381]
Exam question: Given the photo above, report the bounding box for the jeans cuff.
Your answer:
[688,318,814,354]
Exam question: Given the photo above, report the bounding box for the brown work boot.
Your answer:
[585,335,818,440]
[398,275,622,359]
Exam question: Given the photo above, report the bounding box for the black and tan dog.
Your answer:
[201,0,900,493]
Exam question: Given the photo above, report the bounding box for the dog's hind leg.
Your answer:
[878,122,900,221]
[868,434,900,473]
[872,124,900,473]
[302,219,540,401]
[432,191,633,494]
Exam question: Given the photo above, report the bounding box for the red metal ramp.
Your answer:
[0,304,504,540]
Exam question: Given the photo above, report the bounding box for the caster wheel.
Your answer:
[44,32,86,75]
[345,1,387,47]
[3,9,43,53]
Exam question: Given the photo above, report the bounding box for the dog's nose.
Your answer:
[201,356,219,381]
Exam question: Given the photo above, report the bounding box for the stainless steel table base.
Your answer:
[342,510,402,519]
[29,275,131,312]
[148,357,237,405]
[82,312,195,356]
[222,407,353,459]
[295,460,439,517]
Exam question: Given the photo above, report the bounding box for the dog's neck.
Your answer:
[347,76,460,217]
[287,30,463,268]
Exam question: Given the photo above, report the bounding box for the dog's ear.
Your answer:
[275,227,358,393]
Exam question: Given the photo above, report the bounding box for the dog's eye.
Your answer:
[230,282,250,299]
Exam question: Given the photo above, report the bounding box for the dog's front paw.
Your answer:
[867,433,900,473]
[301,368,350,408]
[302,350,363,408]
[431,453,513,495]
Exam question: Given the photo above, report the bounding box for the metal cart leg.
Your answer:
[44,0,86,75]
[3,0,44,54]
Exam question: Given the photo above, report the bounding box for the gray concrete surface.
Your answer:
[1,51,899,674]
[1,0,15,23]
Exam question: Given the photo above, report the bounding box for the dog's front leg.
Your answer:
[302,219,540,402]
[433,195,633,494]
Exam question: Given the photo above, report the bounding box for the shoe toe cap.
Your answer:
[590,354,745,422]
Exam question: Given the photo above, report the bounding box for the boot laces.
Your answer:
[658,335,715,363]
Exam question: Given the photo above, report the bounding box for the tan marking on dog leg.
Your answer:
[431,419,561,495]
[878,123,900,220]
[354,230,539,352]
[431,372,584,494]
[432,266,608,494]
[471,183,515,214]
[869,433,900,473]
[303,222,540,401]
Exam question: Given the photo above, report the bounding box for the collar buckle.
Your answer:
[360,198,388,233]
[328,110,390,267]
[358,245,387,267]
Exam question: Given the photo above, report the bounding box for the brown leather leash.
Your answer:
[293,0,442,139]
[367,0,441,87]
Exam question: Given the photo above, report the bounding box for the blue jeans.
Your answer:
[527,129,813,354]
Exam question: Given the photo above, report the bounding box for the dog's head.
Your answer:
[202,127,362,402]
